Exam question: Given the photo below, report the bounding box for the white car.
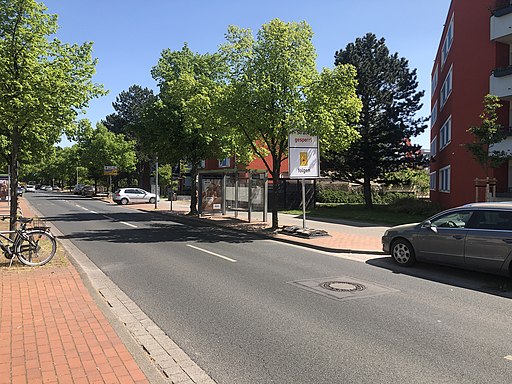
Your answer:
[25,185,36,192]
[113,188,158,205]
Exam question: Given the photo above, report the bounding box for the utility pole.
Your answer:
[155,156,159,209]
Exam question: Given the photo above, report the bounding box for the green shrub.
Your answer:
[317,189,365,204]
[385,196,440,216]
[316,189,416,205]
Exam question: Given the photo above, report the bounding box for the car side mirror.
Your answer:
[422,220,437,233]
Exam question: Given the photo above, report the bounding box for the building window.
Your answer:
[430,171,437,191]
[218,158,230,168]
[440,66,453,108]
[439,116,452,150]
[431,65,438,95]
[441,14,454,67]
[431,135,438,157]
[439,165,451,193]
[431,101,438,127]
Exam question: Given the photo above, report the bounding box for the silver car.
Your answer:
[382,202,512,277]
[113,188,158,205]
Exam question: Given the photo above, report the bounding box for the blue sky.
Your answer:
[43,0,450,148]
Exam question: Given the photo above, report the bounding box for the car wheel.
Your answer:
[149,197,156,204]
[391,239,416,266]
[120,198,129,205]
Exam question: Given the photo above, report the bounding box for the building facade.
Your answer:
[430,0,512,208]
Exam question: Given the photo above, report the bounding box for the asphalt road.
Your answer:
[27,192,512,384]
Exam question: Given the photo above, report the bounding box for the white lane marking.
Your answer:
[120,221,138,228]
[505,355,512,361]
[187,245,237,263]
[69,203,137,227]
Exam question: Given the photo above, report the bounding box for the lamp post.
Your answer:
[155,156,159,209]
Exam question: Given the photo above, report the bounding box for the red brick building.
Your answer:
[430,0,512,208]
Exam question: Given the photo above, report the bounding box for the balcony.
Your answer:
[491,6,512,44]
[490,66,512,100]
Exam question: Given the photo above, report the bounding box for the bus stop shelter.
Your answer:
[198,169,268,223]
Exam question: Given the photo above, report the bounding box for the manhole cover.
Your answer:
[288,276,398,301]
[320,281,366,292]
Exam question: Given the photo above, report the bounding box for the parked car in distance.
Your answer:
[113,188,158,205]
[73,184,85,195]
[52,186,61,191]
[44,186,52,191]
[81,185,95,197]
[382,202,512,277]
[25,185,36,192]
[17,186,24,196]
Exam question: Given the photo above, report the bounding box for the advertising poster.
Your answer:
[201,177,223,213]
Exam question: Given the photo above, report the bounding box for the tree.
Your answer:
[77,122,137,190]
[0,0,105,228]
[326,33,427,209]
[465,94,510,176]
[221,19,361,228]
[150,44,231,214]
[103,85,157,189]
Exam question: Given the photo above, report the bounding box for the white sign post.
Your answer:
[289,134,320,229]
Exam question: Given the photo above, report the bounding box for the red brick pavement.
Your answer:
[0,198,150,384]
[0,267,148,384]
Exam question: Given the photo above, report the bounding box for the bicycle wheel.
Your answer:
[15,230,57,266]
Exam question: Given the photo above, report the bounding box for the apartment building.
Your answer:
[430,0,512,208]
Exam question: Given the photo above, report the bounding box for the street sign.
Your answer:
[288,134,320,179]
[103,165,118,176]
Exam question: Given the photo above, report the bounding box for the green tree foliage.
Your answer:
[103,85,157,188]
[325,33,427,209]
[150,44,231,214]
[77,122,136,189]
[465,94,510,176]
[0,0,104,227]
[384,168,430,194]
[103,85,156,137]
[221,19,361,228]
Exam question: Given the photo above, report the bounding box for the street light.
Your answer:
[155,156,159,209]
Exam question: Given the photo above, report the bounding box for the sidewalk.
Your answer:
[133,198,387,254]
[0,199,152,384]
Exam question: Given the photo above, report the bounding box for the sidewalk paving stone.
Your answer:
[0,199,152,384]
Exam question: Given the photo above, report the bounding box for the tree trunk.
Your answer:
[271,157,282,229]
[9,129,20,231]
[139,160,151,191]
[363,175,373,209]
[189,162,199,215]
[271,173,280,229]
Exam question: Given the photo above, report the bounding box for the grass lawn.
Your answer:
[283,203,442,226]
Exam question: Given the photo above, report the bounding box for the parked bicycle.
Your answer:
[0,216,57,266]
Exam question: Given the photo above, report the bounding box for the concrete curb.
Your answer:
[137,208,386,256]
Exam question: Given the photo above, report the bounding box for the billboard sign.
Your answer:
[288,134,320,179]
[103,165,118,176]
